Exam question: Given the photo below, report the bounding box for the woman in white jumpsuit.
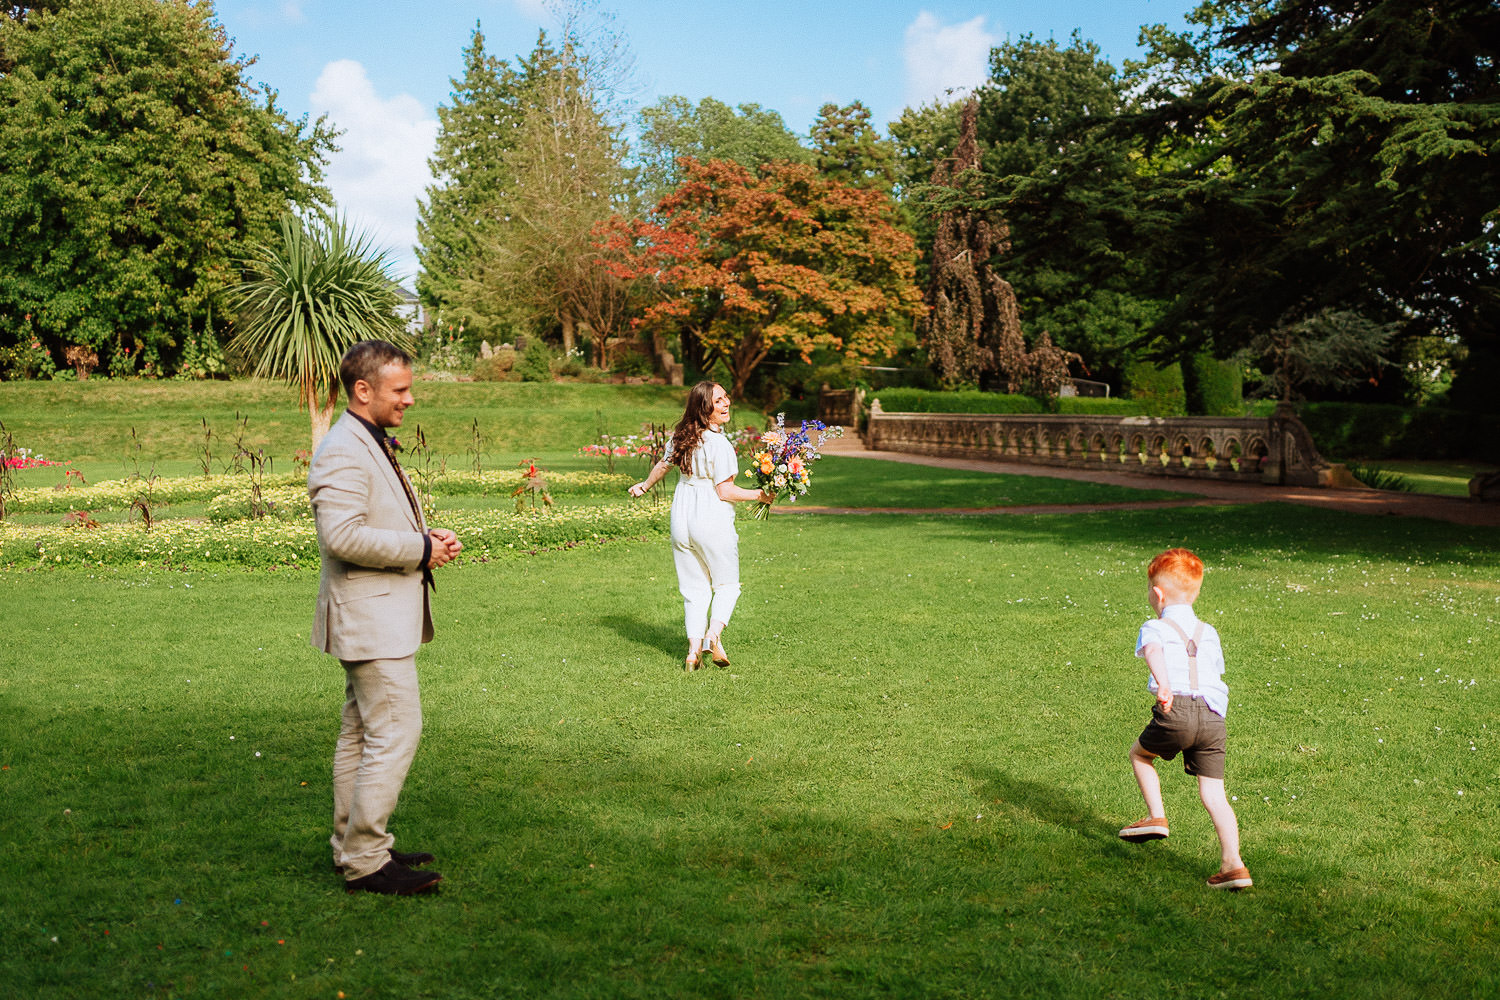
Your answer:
[630,382,772,670]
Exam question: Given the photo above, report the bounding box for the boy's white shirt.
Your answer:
[1136,604,1230,718]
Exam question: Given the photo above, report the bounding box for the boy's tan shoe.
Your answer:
[1207,866,1253,890]
[1118,816,1170,841]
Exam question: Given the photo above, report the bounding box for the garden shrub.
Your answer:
[1185,354,1243,416]
[1056,397,1147,415]
[471,347,518,382]
[1123,360,1186,416]
[870,389,1146,416]
[552,349,586,378]
[516,342,554,382]
[871,388,1037,414]
[1297,402,1500,462]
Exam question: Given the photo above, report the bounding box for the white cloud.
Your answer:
[278,2,304,24]
[902,11,998,109]
[309,60,438,285]
[511,0,550,22]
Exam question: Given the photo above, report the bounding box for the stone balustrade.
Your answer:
[864,399,1339,486]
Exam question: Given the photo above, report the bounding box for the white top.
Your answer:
[663,428,738,487]
[1136,604,1229,718]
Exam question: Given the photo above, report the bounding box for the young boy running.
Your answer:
[1118,548,1252,890]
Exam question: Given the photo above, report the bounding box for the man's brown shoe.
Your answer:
[1118,816,1170,841]
[1207,866,1253,890]
[345,860,443,895]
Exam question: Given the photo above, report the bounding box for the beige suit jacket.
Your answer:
[308,411,434,661]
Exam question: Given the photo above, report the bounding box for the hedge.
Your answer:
[1297,402,1500,462]
[870,389,1146,416]
[1185,355,1244,416]
[1123,361,1186,416]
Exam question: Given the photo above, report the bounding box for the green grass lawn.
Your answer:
[794,455,1187,508]
[3,503,1497,998]
[0,378,696,479]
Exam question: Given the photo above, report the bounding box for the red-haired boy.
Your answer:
[1118,548,1252,890]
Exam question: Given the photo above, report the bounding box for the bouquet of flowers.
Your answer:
[743,414,843,518]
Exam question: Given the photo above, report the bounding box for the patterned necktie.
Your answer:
[378,434,435,590]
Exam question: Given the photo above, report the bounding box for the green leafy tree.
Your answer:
[226,215,410,449]
[0,0,334,374]
[476,19,632,361]
[635,96,812,208]
[1130,0,1500,400]
[969,33,1164,386]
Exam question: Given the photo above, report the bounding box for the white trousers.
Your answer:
[670,480,741,640]
[332,655,423,880]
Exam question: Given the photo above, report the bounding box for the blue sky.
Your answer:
[213,0,1200,281]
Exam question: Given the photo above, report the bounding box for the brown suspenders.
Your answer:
[1160,618,1206,692]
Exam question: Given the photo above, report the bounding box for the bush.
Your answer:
[1185,354,1243,416]
[1345,462,1414,492]
[551,348,585,378]
[1056,397,1147,415]
[1123,360,1186,416]
[614,350,655,378]
[871,389,1038,414]
[516,342,554,383]
[870,389,1147,416]
[471,346,518,382]
[1297,402,1500,462]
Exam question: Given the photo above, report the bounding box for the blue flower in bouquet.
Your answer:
[744,414,843,517]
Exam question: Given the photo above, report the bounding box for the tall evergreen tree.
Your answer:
[415,25,526,342]
[809,101,896,193]
[1132,0,1500,403]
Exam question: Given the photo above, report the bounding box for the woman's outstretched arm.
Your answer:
[628,459,674,497]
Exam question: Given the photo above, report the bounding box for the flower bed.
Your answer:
[7,469,636,516]
[1,501,667,570]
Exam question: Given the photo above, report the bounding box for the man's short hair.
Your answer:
[339,340,411,396]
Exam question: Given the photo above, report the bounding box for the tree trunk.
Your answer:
[560,313,576,355]
[310,399,335,453]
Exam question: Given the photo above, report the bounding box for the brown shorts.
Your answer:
[1136,696,1227,780]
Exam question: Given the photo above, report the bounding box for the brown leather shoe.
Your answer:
[1207,866,1253,890]
[345,860,443,895]
[1118,816,1169,841]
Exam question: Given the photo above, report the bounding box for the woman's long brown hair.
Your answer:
[668,381,719,474]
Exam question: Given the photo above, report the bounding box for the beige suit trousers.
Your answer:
[330,654,423,879]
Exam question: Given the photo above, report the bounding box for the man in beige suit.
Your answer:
[308,340,462,895]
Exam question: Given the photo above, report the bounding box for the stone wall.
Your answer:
[864,399,1339,486]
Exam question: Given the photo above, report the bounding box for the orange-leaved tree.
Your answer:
[597,157,923,398]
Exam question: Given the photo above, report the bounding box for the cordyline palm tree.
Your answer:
[227,214,413,450]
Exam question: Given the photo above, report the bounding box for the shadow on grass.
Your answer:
[596,612,683,658]
[878,503,1500,568]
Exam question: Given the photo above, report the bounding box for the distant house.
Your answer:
[390,281,424,335]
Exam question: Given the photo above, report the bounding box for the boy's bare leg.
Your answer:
[1130,741,1166,818]
[1197,776,1244,871]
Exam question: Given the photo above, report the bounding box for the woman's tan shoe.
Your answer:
[708,637,729,668]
